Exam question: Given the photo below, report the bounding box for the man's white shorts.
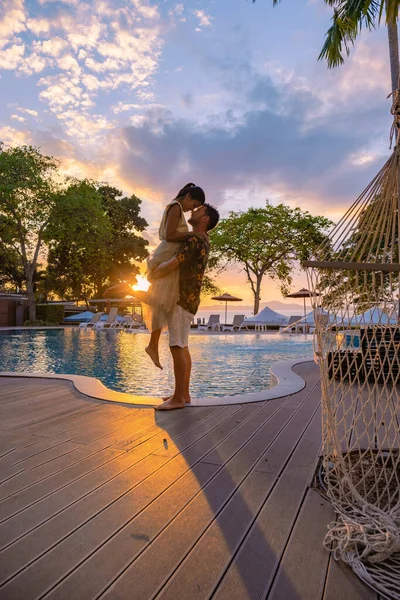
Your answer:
[167,304,193,348]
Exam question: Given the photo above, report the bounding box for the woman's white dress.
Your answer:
[142,200,188,332]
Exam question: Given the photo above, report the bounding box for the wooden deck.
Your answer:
[0,363,380,600]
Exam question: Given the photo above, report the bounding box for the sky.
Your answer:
[0,0,395,310]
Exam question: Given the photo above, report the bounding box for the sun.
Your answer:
[132,275,151,292]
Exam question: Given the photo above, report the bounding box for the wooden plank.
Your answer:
[0,409,194,500]
[266,489,334,600]
[86,386,320,600]
[0,407,223,502]
[0,402,278,599]
[0,405,252,591]
[209,409,322,600]
[150,396,321,600]
[0,409,159,470]
[0,405,227,549]
[303,260,400,273]
[324,554,379,600]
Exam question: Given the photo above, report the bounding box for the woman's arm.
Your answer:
[165,204,193,242]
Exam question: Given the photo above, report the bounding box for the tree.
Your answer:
[209,202,332,314]
[45,181,149,301]
[97,184,149,293]
[44,180,113,302]
[0,145,59,320]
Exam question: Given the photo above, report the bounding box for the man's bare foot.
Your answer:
[162,394,191,404]
[145,346,163,369]
[155,397,186,411]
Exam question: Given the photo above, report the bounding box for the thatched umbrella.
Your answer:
[211,292,243,324]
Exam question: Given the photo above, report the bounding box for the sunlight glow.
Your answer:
[132,275,151,292]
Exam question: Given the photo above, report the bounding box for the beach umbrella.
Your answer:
[285,288,320,321]
[64,310,94,322]
[211,293,243,324]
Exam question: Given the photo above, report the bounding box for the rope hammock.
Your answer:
[304,94,400,599]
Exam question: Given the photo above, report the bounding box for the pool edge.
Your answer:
[0,356,315,407]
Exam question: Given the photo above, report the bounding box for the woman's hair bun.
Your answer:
[175,182,205,205]
[176,183,195,197]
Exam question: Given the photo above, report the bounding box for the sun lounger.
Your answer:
[94,307,119,329]
[120,315,144,330]
[222,315,248,332]
[280,315,303,333]
[198,314,221,331]
[79,312,104,329]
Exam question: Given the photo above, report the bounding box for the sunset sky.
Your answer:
[0,0,394,310]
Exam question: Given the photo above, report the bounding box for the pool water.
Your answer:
[0,329,313,398]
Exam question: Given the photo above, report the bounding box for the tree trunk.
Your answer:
[387,7,399,93]
[26,276,36,321]
[253,275,262,315]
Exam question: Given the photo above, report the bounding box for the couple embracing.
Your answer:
[105,183,219,411]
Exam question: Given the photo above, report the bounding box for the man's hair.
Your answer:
[204,203,220,231]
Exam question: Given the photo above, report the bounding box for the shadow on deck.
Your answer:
[0,363,378,599]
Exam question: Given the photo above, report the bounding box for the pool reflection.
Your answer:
[0,329,313,399]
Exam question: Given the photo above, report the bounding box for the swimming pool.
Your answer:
[0,329,313,398]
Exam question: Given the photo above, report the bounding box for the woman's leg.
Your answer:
[145,328,162,369]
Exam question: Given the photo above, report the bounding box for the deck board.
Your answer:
[0,364,377,600]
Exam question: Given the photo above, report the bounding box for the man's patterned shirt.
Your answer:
[176,235,209,315]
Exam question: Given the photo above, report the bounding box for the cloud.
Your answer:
[26,18,51,36]
[192,10,212,28]
[33,37,68,56]
[0,125,31,147]
[11,114,25,122]
[0,43,25,69]
[0,0,26,49]
[17,107,38,116]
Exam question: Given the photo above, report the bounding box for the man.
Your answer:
[104,203,219,411]
[150,202,219,410]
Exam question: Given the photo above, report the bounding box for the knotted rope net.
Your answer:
[305,145,400,599]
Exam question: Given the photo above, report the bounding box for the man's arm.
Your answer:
[151,236,199,280]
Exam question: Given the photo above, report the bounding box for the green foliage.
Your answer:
[0,145,149,314]
[23,319,58,327]
[209,201,332,313]
[36,304,65,324]
[0,144,59,318]
[318,193,399,310]
[201,273,221,296]
[45,181,149,300]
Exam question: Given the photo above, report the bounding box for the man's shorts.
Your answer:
[167,304,193,348]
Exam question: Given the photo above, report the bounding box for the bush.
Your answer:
[23,319,59,327]
[36,304,65,324]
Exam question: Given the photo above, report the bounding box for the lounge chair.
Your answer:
[198,314,220,331]
[94,307,119,329]
[222,315,248,332]
[280,315,303,333]
[79,312,104,329]
[120,315,144,331]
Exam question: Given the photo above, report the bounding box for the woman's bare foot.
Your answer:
[155,397,186,411]
[162,394,191,404]
[145,346,163,369]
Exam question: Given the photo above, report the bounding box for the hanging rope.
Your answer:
[306,149,400,600]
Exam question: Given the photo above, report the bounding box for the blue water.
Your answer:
[0,329,313,398]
